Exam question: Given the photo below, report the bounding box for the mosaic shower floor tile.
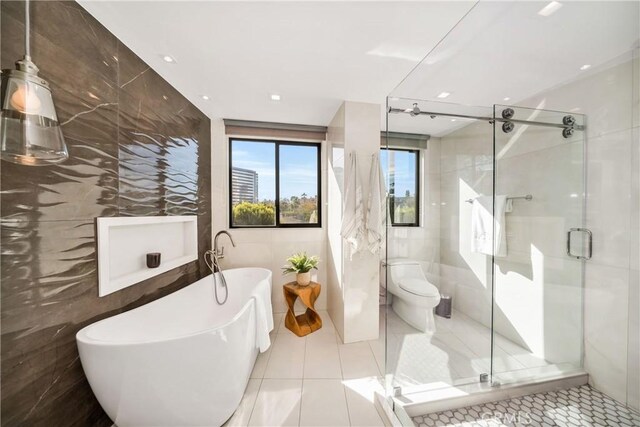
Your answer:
[412,385,640,427]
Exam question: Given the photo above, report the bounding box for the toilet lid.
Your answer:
[398,279,440,297]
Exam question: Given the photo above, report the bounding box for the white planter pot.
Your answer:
[296,272,311,286]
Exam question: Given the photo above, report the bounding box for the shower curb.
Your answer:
[398,371,588,418]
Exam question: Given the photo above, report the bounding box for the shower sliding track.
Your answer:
[388,106,585,136]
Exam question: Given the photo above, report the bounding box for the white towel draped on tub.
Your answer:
[471,195,511,257]
[251,278,274,352]
[341,152,366,259]
[367,154,387,254]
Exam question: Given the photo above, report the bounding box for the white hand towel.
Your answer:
[252,278,274,353]
[471,195,509,257]
[340,152,365,259]
[366,154,387,254]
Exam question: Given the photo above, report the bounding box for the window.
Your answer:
[229,138,321,228]
[380,148,419,226]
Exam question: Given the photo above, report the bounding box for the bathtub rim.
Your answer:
[76,267,272,347]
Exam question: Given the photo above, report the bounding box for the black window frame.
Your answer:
[383,147,420,227]
[229,137,322,229]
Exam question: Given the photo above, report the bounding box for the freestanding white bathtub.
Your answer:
[77,267,273,427]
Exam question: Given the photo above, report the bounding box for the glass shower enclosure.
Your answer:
[380,1,640,419]
[383,96,587,405]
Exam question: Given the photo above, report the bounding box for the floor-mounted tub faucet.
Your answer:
[213,230,236,263]
[204,230,236,305]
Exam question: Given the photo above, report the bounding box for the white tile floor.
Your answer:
[224,311,386,427]
[386,308,562,394]
[226,306,572,427]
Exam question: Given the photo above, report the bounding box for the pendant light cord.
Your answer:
[24,0,30,58]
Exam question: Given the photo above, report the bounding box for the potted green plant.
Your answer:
[282,252,319,286]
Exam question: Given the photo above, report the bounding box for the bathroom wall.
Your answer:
[0,1,212,426]
[327,104,346,334]
[438,107,586,371]
[326,101,381,343]
[386,138,442,287]
[519,52,639,409]
[437,120,494,328]
[209,119,328,314]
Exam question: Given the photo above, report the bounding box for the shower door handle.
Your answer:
[567,228,592,260]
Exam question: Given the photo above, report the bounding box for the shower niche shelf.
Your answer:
[96,216,198,297]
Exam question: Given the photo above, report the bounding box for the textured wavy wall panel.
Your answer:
[0,1,212,425]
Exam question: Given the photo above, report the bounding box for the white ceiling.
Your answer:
[78,1,476,127]
[388,1,640,136]
[79,1,638,134]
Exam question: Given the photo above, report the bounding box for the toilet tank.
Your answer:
[386,259,426,284]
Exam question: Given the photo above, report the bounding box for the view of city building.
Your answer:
[231,167,259,204]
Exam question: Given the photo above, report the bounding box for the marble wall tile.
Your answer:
[634,53,639,129]
[0,1,211,426]
[1,3,120,224]
[439,122,493,174]
[628,122,639,411]
[436,56,638,410]
[586,129,632,269]
[584,263,630,404]
[520,57,635,139]
[628,267,640,411]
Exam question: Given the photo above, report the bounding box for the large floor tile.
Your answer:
[304,333,342,379]
[264,333,306,379]
[299,379,350,427]
[272,312,284,334]
[339,342,381,379]
[250,348,272,379]
[316,310,338,335]
[391,333,458,387]
[248,379,302,427]
[223,379,261,427]
[368,337,386,375]
[343,378,386,427]
[494,333,549,369]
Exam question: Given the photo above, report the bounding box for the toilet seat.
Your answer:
[398,279,440,297]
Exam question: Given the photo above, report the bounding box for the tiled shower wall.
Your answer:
[435,53,639,409]
[0,1,211,426]
[520,53,639,410]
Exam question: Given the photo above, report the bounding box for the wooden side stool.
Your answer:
[283,281,322,337]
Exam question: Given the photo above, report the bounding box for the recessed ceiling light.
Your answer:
[503,97,511,101]
[162,55,176,63]
[580,64,591,71]
[201,95,210,101]
[538,1,562,17]
[270,94,281,101]
[437,92,451,99]
[451,119,457,122]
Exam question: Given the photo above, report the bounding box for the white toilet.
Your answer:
[384,258,441,333]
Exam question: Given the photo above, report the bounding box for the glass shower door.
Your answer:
[490,105,587,385]
[384,97,496,403]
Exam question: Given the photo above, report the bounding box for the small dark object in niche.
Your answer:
[146,253,161,268]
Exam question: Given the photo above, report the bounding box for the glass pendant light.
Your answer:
[0,0,68,165]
